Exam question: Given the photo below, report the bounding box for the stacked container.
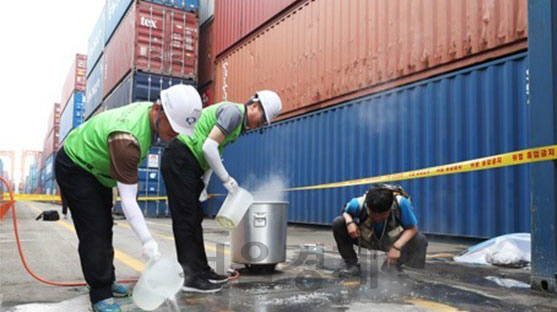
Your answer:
[86,0,200,119]
[59,92,85,144]
[59,54,87,145]
[198,0,215,106]
[213,0,528,119]
[40,103,61,195]
[43,103,61,159]
[41,156,56,195]
[114,146,168,217]
[206,0,531,239]
[85,6,106,119]
[24,163,39,194]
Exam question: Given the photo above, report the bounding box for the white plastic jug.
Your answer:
[132,257,184,311]
[216,187,254,230]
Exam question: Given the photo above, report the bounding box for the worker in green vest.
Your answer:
[161,90,282,293]
[55,85,202,312]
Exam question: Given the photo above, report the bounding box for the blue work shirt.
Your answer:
[344,196,418,236]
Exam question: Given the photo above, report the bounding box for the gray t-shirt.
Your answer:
[216,103,243,135]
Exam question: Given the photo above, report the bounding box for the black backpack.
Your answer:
[35,210,60,221]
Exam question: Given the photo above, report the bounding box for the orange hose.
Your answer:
[227,270,241,281]
[1,177,137,287]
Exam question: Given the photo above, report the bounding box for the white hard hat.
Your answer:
[160,84,202,136]
[254,90,282,124]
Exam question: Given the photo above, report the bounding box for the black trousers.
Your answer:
[61,193,69,215]
[332,216,428,269]
[161,139,209,279]
[55,147,115,304]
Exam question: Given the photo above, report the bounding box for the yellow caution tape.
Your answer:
[1,194,168,202]
[4,145,557,202]
[284,144,557,191]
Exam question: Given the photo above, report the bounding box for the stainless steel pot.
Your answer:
[231,201,289,268]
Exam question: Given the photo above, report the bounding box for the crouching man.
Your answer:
[332,184,428,277]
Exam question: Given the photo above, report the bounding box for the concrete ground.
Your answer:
[1,201,557,312]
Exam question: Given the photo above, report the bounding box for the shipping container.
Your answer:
[105,0,199,45]
[43,154,56,183]
[105,0,134,45]
[43,102,61,158]
[208,53,530,239]
[61,54,87,112]
[43,128,59,159]
[46,103,61,137]
[45,179,54,195]
[87,5,106,77]
[59,92,85,144]
[214,0,299,57]
[199,81,215,107]
[150,0,199,12]
[115,146,168,217]
[85,55,104,120]
[103,71,195,111]
[215,0,528,120]
[199,0,214,26]
[102,1,198,98]
[198,19,214,87]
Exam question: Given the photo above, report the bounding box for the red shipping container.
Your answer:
[214,0,300,57]
[61,54,87,112]
[215,0,528,119]
[199,81,215,107]
[103,1,198,99]
[198,19,214,87]
[46,103,60,136]
[43,103,61,158]
[43,127,59,159]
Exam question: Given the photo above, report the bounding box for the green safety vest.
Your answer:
[177,102,245,171]
[64,102,154,188]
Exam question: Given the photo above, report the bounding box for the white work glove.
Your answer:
[142,239,161,262]
[199,189,208,202]
[223,177,239,195]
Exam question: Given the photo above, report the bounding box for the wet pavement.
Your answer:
[2,201,557,312]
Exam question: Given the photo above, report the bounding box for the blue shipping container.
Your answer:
[150,0,199,11]
[85,55,104,120]
[105,0,133,45]
[59,92,85,144]
[115,200,169,218]
[103,71,195,111]
[208,52,530,239]
[43,154,55,182]
[139,146,164,168]
[87,5,106,77]
[139,168,160,182]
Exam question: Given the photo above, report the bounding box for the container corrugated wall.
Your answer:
[114,146,169,217]
[87,5,106,77]
[215,0,528,120]
[103,71,195,111]
[199,0,214,26]
[59,92,85,144]
[105,0,199,46]
[61,54,87,112]
[43,103,60,159]
[102,1,198,99]
[208,53,530,238]
[214,0,300,56]
[198,19,214,88]
[85,55,104,120]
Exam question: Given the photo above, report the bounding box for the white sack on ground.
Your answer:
[453,233,530,268]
